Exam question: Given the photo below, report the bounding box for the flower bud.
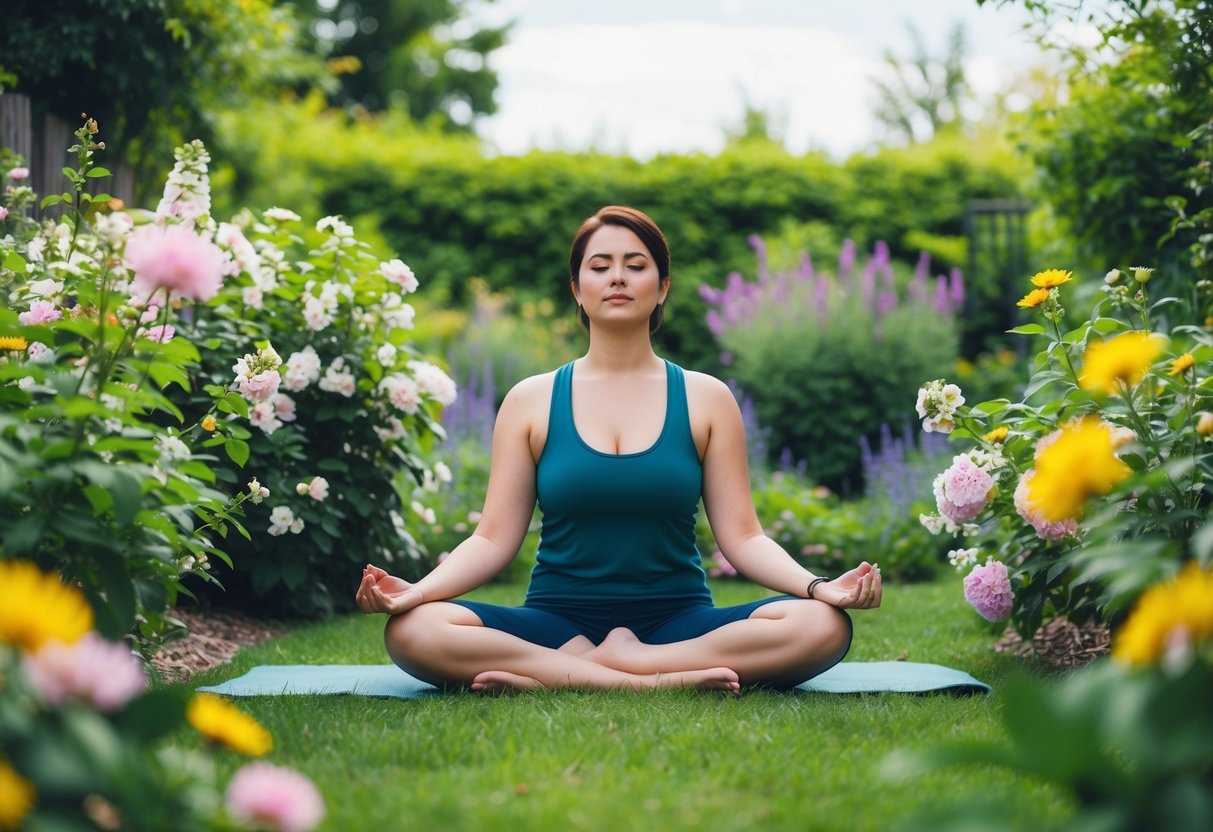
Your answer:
[1104,269,1121,284]
[296,482,309,495]
[201,414,217,432]
[1198,412,1213,437]
[1132,266,1154,284]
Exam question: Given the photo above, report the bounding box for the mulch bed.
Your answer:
[150,607,287,683]
[993,616,1111,670]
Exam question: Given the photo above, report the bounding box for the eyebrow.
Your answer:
[587,251,648,260]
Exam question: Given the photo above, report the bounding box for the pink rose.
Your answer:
[141,324,176,343]
[963,560,1014,622]
[933,456,995,525]
[23,633,148,711]
[8,166,29,181]
[225,762,325,832]
[0,206,9,221]
[124,223,226,301]
[308,476,329,502]
[18,300,62,325]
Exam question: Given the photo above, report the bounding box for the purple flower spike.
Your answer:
[949,267,965,310]
[839,239,856,280]
[874,240,890,266]
[877,290,897,319]
[707,309,724,336]
[914,252,930,283]
[933,275,950,314]
[799,251,815,282]
[699,284,722,304]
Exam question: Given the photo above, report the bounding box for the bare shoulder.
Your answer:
[498,370,558,460]
[683,369,739,417]
[500,370,557,413]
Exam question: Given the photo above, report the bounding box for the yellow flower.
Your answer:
[201,414,217,432]
[1113,562,1213,665]
[984,426,1009,443]
[0,336,28,352]
[1169,353,1195,376]
[0,759,35,831]
[1030,269,1073,289]
[1079,332,1167,395]
[0,561,93,652]
[1026,417,1131,522]
[187,694,273,756]
[1017,288,1050,308]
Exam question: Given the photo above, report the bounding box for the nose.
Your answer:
[609,266,627,285]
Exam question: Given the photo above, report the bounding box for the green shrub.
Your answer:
[705,237,960,490]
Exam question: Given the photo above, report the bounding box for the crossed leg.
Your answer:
[383,602,740,693]
[580,599,852,688]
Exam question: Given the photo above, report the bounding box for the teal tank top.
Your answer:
[525,359,712,605]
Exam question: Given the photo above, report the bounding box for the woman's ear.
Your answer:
[569,279,581,305]
[659,275,672,304]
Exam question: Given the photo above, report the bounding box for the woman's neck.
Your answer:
[580,328,662,375]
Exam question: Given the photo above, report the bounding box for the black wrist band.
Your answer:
[807,577,829,600]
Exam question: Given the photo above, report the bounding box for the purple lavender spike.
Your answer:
[748,234,771,284]
[876,290,897,319]
[799,251,815,282]
[874,240,890,265]
[719,351,733,366]
[699,284,722,304]
[861,259,876,308]
[914,251,930,283]
[707,309,724,336]
[726,270,746,296]
[839,239,856,281]
[933,275,950,314]
[949,267,965,311]
[813,274,829,323]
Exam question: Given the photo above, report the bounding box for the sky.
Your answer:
[468,0,1071,159]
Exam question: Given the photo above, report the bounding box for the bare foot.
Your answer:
[585,627,646,671]
[470,671,543,694]
[469,667,740,693]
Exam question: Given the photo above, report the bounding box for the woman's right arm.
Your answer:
[356,376,544,615]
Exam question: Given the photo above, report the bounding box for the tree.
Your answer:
[307,0,509,129]
[0,0,326,188]
[871,21,972,144]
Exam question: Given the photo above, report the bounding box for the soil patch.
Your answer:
[150,607,286,683]
[993,616,1111,670]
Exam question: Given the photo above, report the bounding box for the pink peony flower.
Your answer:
[963,559,1014,622]
[225,762,325,832]
[124,223,226,301]
[0,206,8,221]
[1014,471,1078,542]
[18,299,62,325]
[8,166,29,181]
[933,456,994,525]
[141,324,176,343]
[23,633,148,711]
[238,369,281,404]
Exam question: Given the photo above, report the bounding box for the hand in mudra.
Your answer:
[355,564,423,615]
[815,562,882,610]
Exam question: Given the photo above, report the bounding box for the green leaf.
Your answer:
[225,438,250,467]
[116,690,187,742]
[1007,323,1045,335]
[86,166,112,178]
[1192,522,1213,566]
[89,192,113,203]
[40,193,65,208]
[3,250,27,273]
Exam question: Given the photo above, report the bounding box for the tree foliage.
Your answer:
[306,0,509,128]
[871,22,973,144]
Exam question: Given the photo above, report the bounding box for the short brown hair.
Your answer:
[568,206,670,333]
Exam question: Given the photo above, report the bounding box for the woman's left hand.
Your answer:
[814,562,882,609]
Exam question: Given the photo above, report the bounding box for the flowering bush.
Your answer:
[1,120,264,648]
[916,265,1213,636]
[890,562,1213,831]
[0,560,325,831]
[702,235,960,489]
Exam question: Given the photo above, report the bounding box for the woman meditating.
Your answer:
[355,205,882,692]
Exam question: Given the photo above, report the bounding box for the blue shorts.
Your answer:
[449,595,808,650]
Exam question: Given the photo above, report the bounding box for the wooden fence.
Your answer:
[0,93,136,216]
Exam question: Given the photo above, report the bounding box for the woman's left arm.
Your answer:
[695,374,881,610]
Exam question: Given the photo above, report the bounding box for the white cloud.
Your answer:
[477,22,883,158]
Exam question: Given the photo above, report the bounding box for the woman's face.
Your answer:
[572,224,669,328]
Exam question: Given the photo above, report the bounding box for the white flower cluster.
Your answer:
[318,357,356,397]
[155,139,212,229]
[295,476,329,502]
[378,292,416,332]
[155,433,191,466]
[232,344,297,435]
[267,505,304,536]
[380,259,418,293]
[409,360,457,407]
[247,478,271,504]
[282,346,322,392]
[947,547,981,572]
[301,279,351,332]
[915,379,964,434]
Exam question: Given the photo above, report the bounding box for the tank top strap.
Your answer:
[663,360,696,455]
[545,361,578,449]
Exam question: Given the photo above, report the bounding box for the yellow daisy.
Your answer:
[984,426,1009,443]
[1029,269,1073,289]
[1113,561,1213,665]
[1169,353,1195,376]
[0,759,35,831]
[0,336,28,352]
[0,561,93,652]
[1017,288,1050,309]
[187,694,273,756]
[1079,332,1167,395]
[1026,417,1131,522]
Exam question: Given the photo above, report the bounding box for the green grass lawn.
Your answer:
[175,579,1072,831]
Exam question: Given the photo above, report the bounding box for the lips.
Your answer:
[605,294,631,302]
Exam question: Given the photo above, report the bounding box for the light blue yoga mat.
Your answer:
[197,661,989,697]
